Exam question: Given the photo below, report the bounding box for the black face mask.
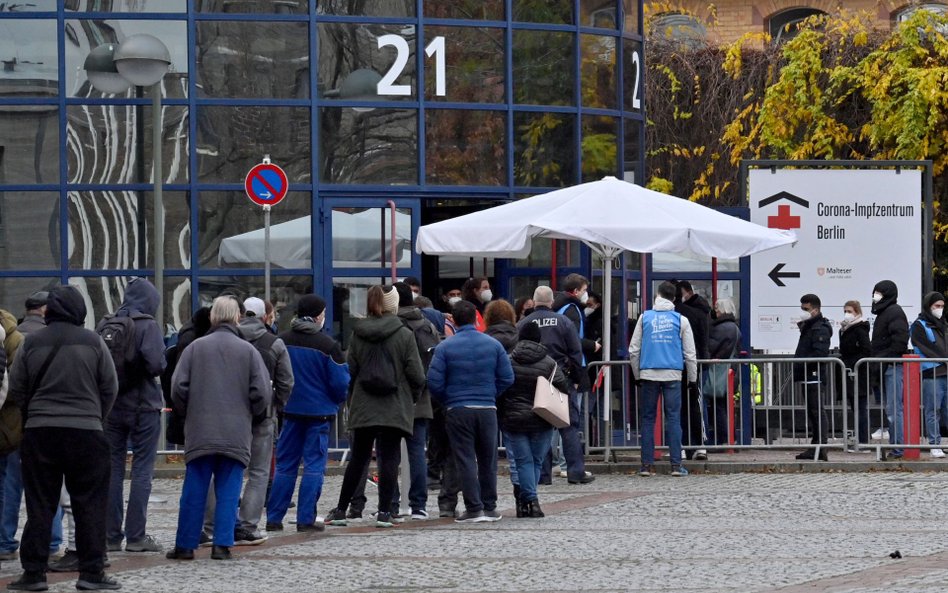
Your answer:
[522,307,535,318]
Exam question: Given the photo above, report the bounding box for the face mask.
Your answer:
[584,307,595,317]
[872,292,883,304]
[800,310,812,321]
[934,308,944,320]
[579,291,589,305]
[843,313,855,322]
[313,315,325,331]
[480,289,493,302]
[448,296,461,305]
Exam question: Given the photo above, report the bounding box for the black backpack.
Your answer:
[358,338,399,397]
[96,313,149,392]
[402,317,441,371]
[251,332,278,380]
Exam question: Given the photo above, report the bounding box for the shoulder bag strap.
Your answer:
[24,342,64,416]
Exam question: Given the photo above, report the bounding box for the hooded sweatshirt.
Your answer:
[870,280,909,358]
[346,315,426,436]
[111,278,167,412]
[10,286,118,431]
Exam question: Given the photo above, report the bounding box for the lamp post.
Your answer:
[84,34,171,331]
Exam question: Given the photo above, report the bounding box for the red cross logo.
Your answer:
[768,204,801,230]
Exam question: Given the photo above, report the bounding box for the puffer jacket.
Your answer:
[0,310,23,367]
[428,325,514,409]
[870,280,909,358]
[485,321,518,353]
[498,340,570,433]
[346,314,425,436]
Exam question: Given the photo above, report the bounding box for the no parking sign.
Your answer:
[244,159,288,207]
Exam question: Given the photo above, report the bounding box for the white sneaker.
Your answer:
[556,467,569,478]
[694,449,708,460]
[410,509,429,520]
[871,428,890,440]
[931,448,946,458]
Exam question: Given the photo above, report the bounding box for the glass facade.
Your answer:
[0,0,644,334]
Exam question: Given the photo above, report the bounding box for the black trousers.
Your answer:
[804,382,828,445]
[445,407,497,514]
[680,382,704,453]
[20,427,110,576]
[335,427,402,516]
[427,401,450,484]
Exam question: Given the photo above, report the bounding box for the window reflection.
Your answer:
[198,275,310,333]
[0,105,59,184]
[66,0,187,11]
[196,21,309,99]
[424,0,503,20]
[195,0,306,13]
[426,110,505,185]
[424,26,504,103]
[514,111,575,187]
[331,207,411,268]
[513,0,572,24]
[0,191,59,269]
[623,0,640,34]
[318,23,416,103]
[514,237,580,267]
[582,0,618,28]
[319,107,417,185]
[332,276,386,350]
[582,115,617,181]
[197,106,311,184]
[0,277,60,322]
[0,19,57,98]
[71,275,192,332]
[581,34,617,109]
[2,1,55,9]
[318,0,414,16]
[513,30,574,106]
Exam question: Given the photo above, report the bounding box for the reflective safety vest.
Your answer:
[913,319,942,372]
[640,310,684,371]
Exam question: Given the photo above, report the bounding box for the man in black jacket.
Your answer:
[9,285,120,591]
[870,280,909,459]
[794,294,833,461]
[676,281,712,460]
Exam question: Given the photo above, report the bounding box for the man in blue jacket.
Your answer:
[266,294,350,532]
[428,300,514,523]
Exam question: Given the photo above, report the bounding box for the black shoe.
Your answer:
[199,532,213,548]
[296,522,325,533]
[345,507,363,520]
[816,450,829,462]
[233,528,268,546]
[527,500,545,518]
[567,474,595,485]
[264,522,283,532]
[75,573,120,590]
[438,506,456,518]
[325,508,348,526]
[49,550,80,572]
[165,547,194,560]
[513,486,524,518]
[7,571,47,591]
[795,450,815,460]
[210,545,232,560]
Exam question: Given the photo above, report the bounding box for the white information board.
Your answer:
[749,169,922,352]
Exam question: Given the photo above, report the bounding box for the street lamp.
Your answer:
[84,34,171,331]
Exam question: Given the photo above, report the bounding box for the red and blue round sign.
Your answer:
[244,162,288,207]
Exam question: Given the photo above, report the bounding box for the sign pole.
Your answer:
[244,154,288,309]
[264,204,271,305]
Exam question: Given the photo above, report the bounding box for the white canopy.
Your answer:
[416,176,795,260]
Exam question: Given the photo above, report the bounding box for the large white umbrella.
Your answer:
[416,176,796,458]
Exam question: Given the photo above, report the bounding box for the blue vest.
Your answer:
[557,302,586,366]
[640,310,685,371]
[913,319,942,372]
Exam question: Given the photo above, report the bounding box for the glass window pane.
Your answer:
[0,191,59,269]
[331,207,412,269]
[3,1,55,9]
[67,104,189,184]
[581,34,616,109]
[513,30,574,106]
[623,0,640,34]
[513,0,572,24]
[508,276,550,304]
[582,115,617,182]
[196,21,309,99]
[195,0,307,14]
[649,279,740,318]
[0,277,60,321]
[318,1,413,16]
[68,276,191,331]
[65,20,188,98]
[582,0,617,28]
[319,107,417,185]
[0,20,57,98]
[623,117,640,183]
[652,249,740,273]
[67,190,187,270]
[424,0,503,20]
[198,275,311,333]
[66,0,186,11]
[318,23,416,104]
[514,237,580,267]
[0,105,59,184]
[623,38,643,112]
[197,106,311,184]
[204,191,312,270]
[424,26,504,103]
[426,110,505,185]
[513,111,575,187]
[332,276,386,349]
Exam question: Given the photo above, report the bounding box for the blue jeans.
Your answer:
[266,417,330,527]
[175,455,244,549]
[923,375,948,446]
[393,418,428,513]
[884,365,904,456]
[105,409,161,544]
[504,429,554,502]
[561,389,586,480]
[0,450,61,554]
[639,380,683,466]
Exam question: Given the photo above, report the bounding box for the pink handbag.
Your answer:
[532,364,570,428]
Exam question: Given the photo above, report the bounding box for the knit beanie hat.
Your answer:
[382,286,400,314]
[297,294,326,318]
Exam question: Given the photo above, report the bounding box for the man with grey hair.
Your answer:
[518,286,593,485]
[167,296,271,561]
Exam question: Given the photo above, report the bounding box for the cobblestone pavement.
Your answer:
[1,471,947,592]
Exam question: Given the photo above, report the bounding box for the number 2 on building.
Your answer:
[377,34,447,97]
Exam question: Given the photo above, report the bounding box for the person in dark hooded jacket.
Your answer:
[499,323,569,519]
[838,300,871,446]
[793,294,833,461]
[9,285,119,591]
[911,291,948,458]
[870,280,909,459]
[675,281,712,460]
[324,285,425,528]
[101,277,167,554]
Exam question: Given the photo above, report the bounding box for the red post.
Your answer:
[902,354,922,460]
[727,368,736,453]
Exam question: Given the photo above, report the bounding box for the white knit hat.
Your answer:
[382,286,399,314]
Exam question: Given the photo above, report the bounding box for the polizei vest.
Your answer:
[640,310,684,371]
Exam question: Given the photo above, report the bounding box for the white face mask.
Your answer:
[584,307,595,317]
[843,312,855,322]
[479,289,493,302]
[579,291,589,305]
[933,308,944,320]
[448,296,461,305]
[312,314,325,331]
[872,292,883,304]
[801,312,812,322]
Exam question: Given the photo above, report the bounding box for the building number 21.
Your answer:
[377,34,446,97]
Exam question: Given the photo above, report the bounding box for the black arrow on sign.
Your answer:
[768,263,800,287]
